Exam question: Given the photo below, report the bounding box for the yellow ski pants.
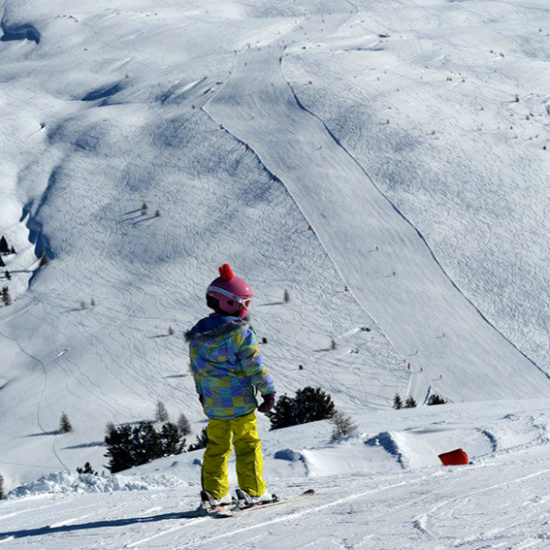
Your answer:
[201,411,266,499]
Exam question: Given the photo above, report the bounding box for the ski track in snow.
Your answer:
[2,0,550,548]
[204,5,550,401]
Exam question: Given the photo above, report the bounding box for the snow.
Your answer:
[5,471,180,500]
[2,0,550,547]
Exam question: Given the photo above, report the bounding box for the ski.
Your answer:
[180,503,234,519]
[212,488,315,518]
[181,489,315,519]
[180,490,236,518]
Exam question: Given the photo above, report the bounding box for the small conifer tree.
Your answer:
[0,256,4,267]
[393,393,403,410]
[91,298,96,307]
[2,287,11,307]
[168,326,174,336]
[176,413,191,437]
[59,412,73,433]
[155,209,160,217]
[0,236,8,254]
[330,338,337,350]
[284,289,290,303]
[155,400,169,422]
[4,271,10,281]
[141,202,148,215]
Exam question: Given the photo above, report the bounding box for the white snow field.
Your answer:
[1,0,550,548]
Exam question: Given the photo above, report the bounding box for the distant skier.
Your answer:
[185,263,277,510]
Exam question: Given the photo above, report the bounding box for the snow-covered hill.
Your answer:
[1,0,550,547]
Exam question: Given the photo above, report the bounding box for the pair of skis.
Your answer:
[183,489,315,519]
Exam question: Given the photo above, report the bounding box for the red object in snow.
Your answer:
[438,448,469,466]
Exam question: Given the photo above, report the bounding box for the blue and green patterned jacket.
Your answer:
[185,314,275,419]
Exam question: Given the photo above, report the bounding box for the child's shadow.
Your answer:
[0,512,187,542]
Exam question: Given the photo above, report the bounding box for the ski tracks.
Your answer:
[203,3,550,402]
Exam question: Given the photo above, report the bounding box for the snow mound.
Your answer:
[6,471,182,500]
[273,448,305,462]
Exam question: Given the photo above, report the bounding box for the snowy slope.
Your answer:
[2,0,550,547]
[0,0,405,492]
[3,401,550,549]
[205,2,550,402]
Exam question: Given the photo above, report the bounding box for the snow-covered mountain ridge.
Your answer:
[1,0,550,547]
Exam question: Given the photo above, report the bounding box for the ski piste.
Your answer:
[181,489,315,519]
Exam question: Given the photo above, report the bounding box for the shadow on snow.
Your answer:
[0,512,187,541]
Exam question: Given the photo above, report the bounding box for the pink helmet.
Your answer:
[206,264,254,318]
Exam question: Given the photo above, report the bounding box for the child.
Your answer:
[185,264,276,509]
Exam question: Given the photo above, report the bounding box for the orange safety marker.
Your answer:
[438,448,469,466]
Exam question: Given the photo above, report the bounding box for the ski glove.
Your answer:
[258,393,276,413]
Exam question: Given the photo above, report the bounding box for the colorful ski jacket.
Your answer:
[185,314,275,419]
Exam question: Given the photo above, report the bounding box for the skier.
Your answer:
[185,263,277,510]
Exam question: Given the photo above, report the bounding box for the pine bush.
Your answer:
[104,424,134,473]
[404,397,417,408]
[188,427,208,451]
[330,411,358,441]
[294,386,336,424]
[427,394,447,405]
[104,421,185,473]
[76,462,97,475]
[266,395,295,430]
[267,386,335,430]
[159,422,186,456]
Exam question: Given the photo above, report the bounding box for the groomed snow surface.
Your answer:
[1,0,550,548]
